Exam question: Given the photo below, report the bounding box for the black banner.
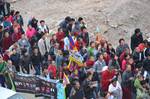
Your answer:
[12,73,58,98]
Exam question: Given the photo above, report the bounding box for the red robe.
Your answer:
[56,32,64,49]
[12,32,22,43]
[101,69,116,92]
[2,36,12,51]
[104,55,111,66]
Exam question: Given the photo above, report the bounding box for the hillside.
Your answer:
[8,0,150,45]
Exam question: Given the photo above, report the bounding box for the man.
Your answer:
[38,33,50,57]
[0,25,3,46]
[93,53,106,73]
[10,49,20,72]
[59,16,71,33]
[88,41,96,57]
[70,80,85,99]
[72,17,85,33]
[63,33,70,51]
[116,38,129,57]
[18,34,31,53]
[108,76,122,99]
[66,18,75,33]
[82,73,96,99]
[143,49,150,82]
[133,47,144,68]
[38,20,49,34]
[0,55,7,87]
[14,11,24,26]
[78,26,89,47]
[131,28,143,52]
[121,64,134,99]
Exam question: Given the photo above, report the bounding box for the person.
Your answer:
[55,27,64,49]
[26,24,36,40]
[2,32,12,51]
[31,47,42,75]
[18,34,31,53]
[6,60,16,73]
[69,80,85,99]
[116,38,129,57]
[14,11,24,26]
[48,61,57,79]
[88,41,96,57]
[38,20,49,34]
[75,37,85,51]
[82,72,96,99]
[101,66,116,92]
[38,33,50,57]
[10,49,20,72]
[11,25,22,43]
[0,25,4,46]
[133,47,144,68]
[72,17,85,33]
[20,49,31,74]
[143,49,150,83]
[28,17,38,30]
[42,66,51,81]
[0,55,7,87]
[63,33,70,51]
[121,53,130,72]
[135,72,150,99]
[103,52,111,66]
[78,26,89,47]
[108,54,120,70]
[107,76,122,99]
[2,15,12,29]
[131,28,143,52]
[59,16,71,33]
[121,64,134,99]
[66,18,75,33]
[93,53,106,73]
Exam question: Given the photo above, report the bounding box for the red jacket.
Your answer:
[48,65,57,78]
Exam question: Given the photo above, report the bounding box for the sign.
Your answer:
[9,73,61,98]
[13,73,36,93]
[35,76,58,98]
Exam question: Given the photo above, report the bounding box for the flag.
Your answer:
[68,35,78,51]
[63,73,70,87]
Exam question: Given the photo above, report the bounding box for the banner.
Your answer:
[35,76,58,98]
[12,73,37,93]
[9,73,62,98]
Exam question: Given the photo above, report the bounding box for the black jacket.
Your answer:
[143,58,150,72]
[131,34,143,51]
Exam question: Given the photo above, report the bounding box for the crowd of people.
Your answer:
[0,5,150,99]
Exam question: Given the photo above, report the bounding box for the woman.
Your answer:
[26,25,36,40]
[121,53,130,72]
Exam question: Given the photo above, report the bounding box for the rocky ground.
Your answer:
[7,0,150,45]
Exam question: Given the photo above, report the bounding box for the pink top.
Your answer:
[26,28,36,39]
[121,59,127,71]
